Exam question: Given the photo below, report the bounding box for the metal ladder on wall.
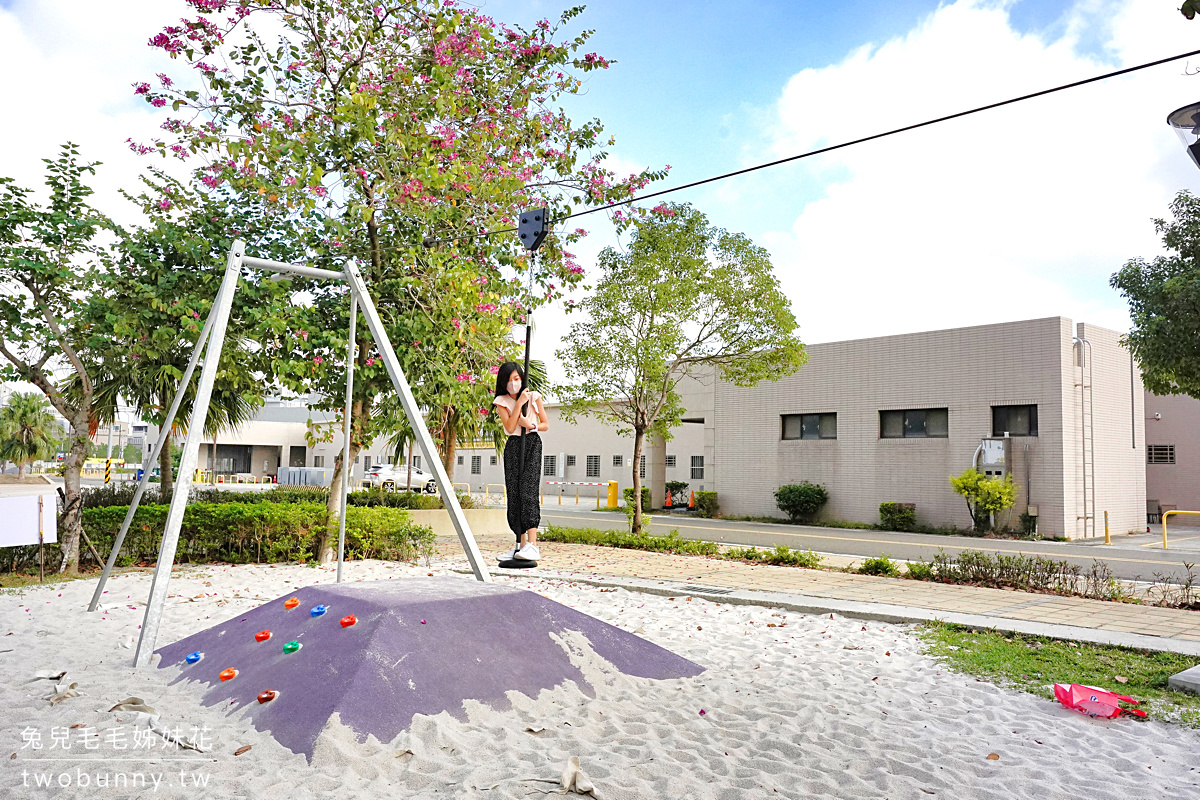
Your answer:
[1074,337,1096,538]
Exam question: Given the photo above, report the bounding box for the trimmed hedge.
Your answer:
[879,502,917,532]
[622,486,652,509]
[1,501,434,573]
[694,491,719,518]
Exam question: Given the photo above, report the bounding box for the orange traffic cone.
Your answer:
[665,490,673,509]
[689,491,695,509]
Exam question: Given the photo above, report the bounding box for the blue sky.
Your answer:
[3,0,1200,391]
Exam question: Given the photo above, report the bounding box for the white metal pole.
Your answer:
[336,294,358,583]
[87,276,229,611]
[133,240,244,667]
[342,261,491,582]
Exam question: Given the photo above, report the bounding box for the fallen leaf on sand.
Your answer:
[1115,676,1128,684]
[843,646,864,651]
[525,726,545,734]
[987,754,1000,761]
[920,788,936,794]
[234,745,252,756]
[27,670,67,683]
[109,698,156,715]
[48,683,82,706]
[69,724,84,729]
[560,755,595,794]
[394,749,414,758]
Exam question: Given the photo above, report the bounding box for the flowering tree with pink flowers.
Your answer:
[133,0,666,560]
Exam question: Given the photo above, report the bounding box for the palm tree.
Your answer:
[90,342,261,497]
[0,392,59,478]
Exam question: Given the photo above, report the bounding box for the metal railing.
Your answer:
[486,484,507,503]
[1162,509,1200,549]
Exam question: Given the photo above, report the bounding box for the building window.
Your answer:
[666,455,676,468]
[313,456,324,468]
[992,405,1038,437]
[782,413,837,440]
[354,456,360,464]
[613,455,623,467]
[471,455,481,474]
[490,455,498,466]
[880,408,949,438]
[691,455,704,479]
[640,454,646,479]
[385,456,393,465]
[1148,445,1175,464]
[412,455,421,470]
[566,455,576,467]
[364,456,371,470]
[543,455,557,476]
[586,455,600,478]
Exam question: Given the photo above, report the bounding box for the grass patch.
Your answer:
[916,621,1200,727]
[540,525,717,555]
[0,569,97,591]
[724,545,823,568]
[719,514,877,530]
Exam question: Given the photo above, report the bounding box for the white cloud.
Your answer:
[0,0,194,224]
[756,0,1200,344]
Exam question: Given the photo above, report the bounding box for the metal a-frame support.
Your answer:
[124,241,490,668]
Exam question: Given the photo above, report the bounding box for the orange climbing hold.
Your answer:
[257,690,278,704]
[340,614,357,628]
[255,630,272,642]
[284,597,299,609]
[219,668,238,681]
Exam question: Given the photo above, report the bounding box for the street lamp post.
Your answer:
[1167,101,1200,169]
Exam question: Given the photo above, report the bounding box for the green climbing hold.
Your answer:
[283,640,301,654]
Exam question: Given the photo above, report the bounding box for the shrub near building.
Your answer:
[774,482,829,522]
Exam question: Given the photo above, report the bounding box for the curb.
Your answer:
[457,566,1200,657]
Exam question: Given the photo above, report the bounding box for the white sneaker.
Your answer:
[497,547,518,562]
[515,544,540,561]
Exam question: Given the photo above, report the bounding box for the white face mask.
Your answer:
[508,379,522,396]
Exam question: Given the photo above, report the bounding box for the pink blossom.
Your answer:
[150,97,167,108]
[133,82,151,95]
[296,330,308,340]
[365,357,376,366]
[158,199,172,211]
[309,185,327,198]
[456,373,469,382]
[452,317,462,330]
[489,366,500,375]
[156,73,173,87]
[313,356,324,364]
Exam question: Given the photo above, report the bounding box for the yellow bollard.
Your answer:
[607,480,619,509]
[1104,510,1110,545]
[576,485,580,505]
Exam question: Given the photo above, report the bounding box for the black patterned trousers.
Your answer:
[503,431,542,539]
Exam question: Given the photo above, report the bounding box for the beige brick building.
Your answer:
[1145,390,1200,526]
[701,317,1145,539]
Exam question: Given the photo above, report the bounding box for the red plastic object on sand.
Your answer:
[1054,683,1147,719]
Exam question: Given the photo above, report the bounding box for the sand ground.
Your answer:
[2,558,1198,799]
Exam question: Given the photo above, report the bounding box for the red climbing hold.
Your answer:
[219,668,238,681]
[340,614,357,628]
[284,597,299,609]
[255,630,272,642]
[257,690,278,704]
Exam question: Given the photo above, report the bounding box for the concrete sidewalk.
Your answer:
[435,533,1200,656]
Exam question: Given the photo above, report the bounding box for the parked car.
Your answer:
[363,464,437,493]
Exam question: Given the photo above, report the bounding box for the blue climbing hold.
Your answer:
[185,651,203,664]
[310,604,328,618]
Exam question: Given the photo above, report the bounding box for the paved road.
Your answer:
[540,508,1200,585]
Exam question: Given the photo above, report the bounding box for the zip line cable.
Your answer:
[419,46,1200,248]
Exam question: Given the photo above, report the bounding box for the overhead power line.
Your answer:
[422,46,1200,248]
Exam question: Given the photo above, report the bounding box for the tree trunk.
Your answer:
[320,396,368,564]
[441,407,458,475]
[17,462,26,479]
[631,427,645,534]
[58,422,89,574]
[320,439,363,564]
[160,435,174,498]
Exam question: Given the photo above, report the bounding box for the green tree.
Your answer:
[555,204,806,533]
[949,468,1016,532]
[137,0,664,561]
[0,144,113,572]
[1111,191,1200,399]
[0,392,59,478]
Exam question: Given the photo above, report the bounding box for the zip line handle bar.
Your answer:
[242,255,346,282]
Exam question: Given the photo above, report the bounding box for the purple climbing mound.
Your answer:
[155,577,704,760]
